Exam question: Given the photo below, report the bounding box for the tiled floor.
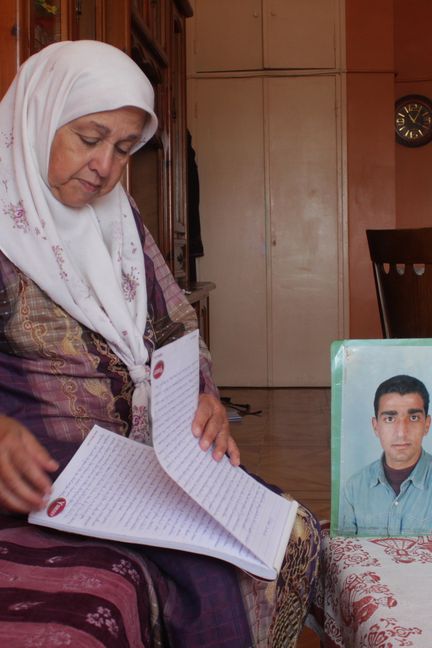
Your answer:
[220,387,331,648]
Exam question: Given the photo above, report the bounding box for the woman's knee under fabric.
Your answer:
[237,504,321,647]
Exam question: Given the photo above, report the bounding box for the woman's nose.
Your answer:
[88,143,114,178]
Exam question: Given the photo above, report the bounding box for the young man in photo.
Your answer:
[340,374,432,536]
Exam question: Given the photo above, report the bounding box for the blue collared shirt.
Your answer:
[339,449,432,536]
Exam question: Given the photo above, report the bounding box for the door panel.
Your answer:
[263,0,337,69]
[188,75,342,387]
[190,77,268,386]
[267,75,340,385]
[193,0,262,72]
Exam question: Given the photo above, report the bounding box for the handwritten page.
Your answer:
[29,426,274,578]
[151,330,297,570]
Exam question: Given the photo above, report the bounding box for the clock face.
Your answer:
[395,95,432,147]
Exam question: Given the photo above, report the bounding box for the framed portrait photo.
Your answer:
[331,338,432,538]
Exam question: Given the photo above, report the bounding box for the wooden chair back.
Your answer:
[366,228,432,338]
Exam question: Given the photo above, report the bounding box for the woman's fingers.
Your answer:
[0,472,46,512]
[22,429,59,477]
[0,416,58,512]
[192,394,241,466]
[223,435,241,467]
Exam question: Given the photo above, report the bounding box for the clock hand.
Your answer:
[412,106,423,123]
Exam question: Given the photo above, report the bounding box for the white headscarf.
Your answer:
[0,40,159,443]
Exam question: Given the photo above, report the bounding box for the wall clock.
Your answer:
[395,94,432,147]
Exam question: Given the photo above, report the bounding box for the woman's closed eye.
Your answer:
[115,143,134,156]
[78,134,133,157]
[78,134,100,147]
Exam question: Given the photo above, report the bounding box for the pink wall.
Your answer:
[346,0,395,337]
[394,0,432,228]
[347,0,432,336]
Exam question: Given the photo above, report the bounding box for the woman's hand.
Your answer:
[0,416,59,513]
[191,394,240,466]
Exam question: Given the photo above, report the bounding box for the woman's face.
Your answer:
[48,106,146,208]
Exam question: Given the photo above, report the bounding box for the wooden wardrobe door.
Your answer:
[190,77,268,385]
[263,0,338,69]
[267,75,342,385]
[192,0,262,72]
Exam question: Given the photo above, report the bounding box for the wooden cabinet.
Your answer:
[263,0,338,69]
[128,1,192,284]
[0,2,20,98]
[192,0,262,72]
[187,1,344,386]
[186,281,215,348]
[192,0,339,72]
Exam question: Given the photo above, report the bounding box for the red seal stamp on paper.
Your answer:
[47,497,66,517]
[153,360,164,379]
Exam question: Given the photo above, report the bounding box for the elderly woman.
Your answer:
[0,41,320,647]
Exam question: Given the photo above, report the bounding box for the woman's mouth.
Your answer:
[78,179,101,193]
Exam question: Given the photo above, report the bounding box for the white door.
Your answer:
[189,75,343,386]
[266,75,341,385]
[190,77,269,385]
